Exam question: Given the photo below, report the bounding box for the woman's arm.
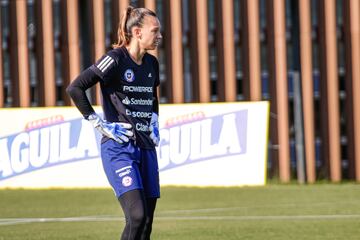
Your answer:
[66,68,100,118]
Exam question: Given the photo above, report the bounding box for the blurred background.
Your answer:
[1,0,359,184]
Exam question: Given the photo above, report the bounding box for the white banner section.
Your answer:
[0,102,269,188]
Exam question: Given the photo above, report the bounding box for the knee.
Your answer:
[129,208,146,228]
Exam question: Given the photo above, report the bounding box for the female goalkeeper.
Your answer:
[66,6,162,240]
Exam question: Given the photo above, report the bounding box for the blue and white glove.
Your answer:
[87,113,133,144]
[149,112,160,146]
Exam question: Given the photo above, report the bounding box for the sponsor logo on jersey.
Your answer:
[115,166,132,177]
[123,86,153,93]
[96,55,114,73]
[124,69,135,82]
[126,109,152,118]
[148,73,152,78]
[136,123,150,132]
[122,97,131,105]
[122,97,152,106]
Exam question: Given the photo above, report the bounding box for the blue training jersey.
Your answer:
[90,47,160,149]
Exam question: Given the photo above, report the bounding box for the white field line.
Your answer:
[1,214,360,226]
[159,201,360,214]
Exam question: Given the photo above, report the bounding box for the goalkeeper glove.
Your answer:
[87,113,133,144]
[149,112,160,146]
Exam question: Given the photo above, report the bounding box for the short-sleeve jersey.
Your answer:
[90,47,160,149]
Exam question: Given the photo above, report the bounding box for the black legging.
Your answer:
[118,189,157,240]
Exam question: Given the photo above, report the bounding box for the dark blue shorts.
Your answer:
[100,139,160,198]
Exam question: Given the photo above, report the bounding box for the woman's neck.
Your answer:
[126,42,146,65]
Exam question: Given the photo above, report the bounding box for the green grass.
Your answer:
[0,184,360,240]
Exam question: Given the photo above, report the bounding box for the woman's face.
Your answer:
[137,16,162,50]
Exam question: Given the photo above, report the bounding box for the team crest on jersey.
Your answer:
[122,176,133,187]
[124,69,135,82]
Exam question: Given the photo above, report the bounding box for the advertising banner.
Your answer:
[0,102,269,188]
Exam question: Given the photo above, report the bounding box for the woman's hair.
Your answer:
[113,6,157,49]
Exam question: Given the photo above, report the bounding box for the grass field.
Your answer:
[0,184,360,240]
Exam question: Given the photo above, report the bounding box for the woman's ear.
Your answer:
[133,27,142,40]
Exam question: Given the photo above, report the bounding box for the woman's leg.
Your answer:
[101,140,147,239]
[118,189,146,240]
[141,197,157,240]
[139,149,160,239]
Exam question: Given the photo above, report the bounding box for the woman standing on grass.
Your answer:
[66,6,162,240]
